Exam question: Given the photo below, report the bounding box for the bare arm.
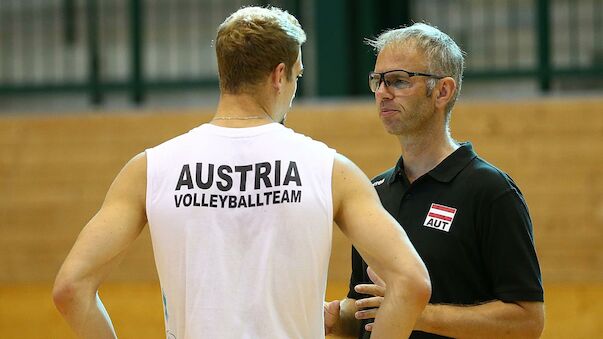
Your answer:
[415,300,544,339]
[356,269,545,338]
[52,152,148,338]
[331,153,431,339]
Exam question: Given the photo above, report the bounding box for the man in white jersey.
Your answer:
[53,6,430,339]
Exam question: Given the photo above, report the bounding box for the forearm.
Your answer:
[371,282,428,339]
[417,301,544,339]
[54,288,116,339]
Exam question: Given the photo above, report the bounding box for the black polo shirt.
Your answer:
[348,143,544,339]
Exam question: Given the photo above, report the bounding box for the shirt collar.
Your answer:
[386,155,405,185]
[428,142,477,182]
[387,142,477,185]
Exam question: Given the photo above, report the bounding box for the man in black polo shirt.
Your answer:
[323,23,544,338]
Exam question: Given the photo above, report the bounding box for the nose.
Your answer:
[375,79,393,99]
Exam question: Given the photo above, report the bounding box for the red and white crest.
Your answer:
[423,203,457,232]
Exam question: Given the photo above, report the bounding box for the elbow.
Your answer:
[391,269,432,308]
[515,301,545,339]
[526,309,545,339]
[52,278,75,314]
[411,271,432,307]
[521,320,544,339]
[530,325,545,339]
[52,273,91,315]
[405,261,432,307]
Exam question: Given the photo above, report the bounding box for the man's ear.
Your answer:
[434,77,456,110]
[270,62,287,92]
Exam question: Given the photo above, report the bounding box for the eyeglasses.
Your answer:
[368,69,446,93]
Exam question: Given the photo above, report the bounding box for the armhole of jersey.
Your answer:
[326,148,336,239]
[144,148,154,224]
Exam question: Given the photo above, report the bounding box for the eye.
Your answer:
[369,77,381,91]
[390,77,411,89]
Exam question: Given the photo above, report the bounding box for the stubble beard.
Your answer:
[381,102,435,137]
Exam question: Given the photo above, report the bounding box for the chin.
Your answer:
[381,121,406,136]
[383,125,402,135]
[385,128,403,136]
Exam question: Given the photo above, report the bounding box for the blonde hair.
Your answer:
[215,6,306,94]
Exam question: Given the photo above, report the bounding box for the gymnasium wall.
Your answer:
[0,97,602,285]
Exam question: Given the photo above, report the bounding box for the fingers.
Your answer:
[354,296,382,321]
[365,322,374,332]
[355,296,383,309]
[355,307,378,320]
[367,266,386,287]
[323,300,340,335]
[354,283,385,297]
[324,300,340,316]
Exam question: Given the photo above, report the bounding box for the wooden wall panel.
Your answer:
[0,98,602,285]
[449,99,603,282]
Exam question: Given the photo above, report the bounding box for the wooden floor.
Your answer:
[1,282,602,338]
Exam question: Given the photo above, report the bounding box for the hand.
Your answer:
[324,300,340,335]
[354,267,386,332]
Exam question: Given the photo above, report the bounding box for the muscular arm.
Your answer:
[331,153,431,339]
[356,274,545,338]
[416,300,544,339]
[52,153,148,338]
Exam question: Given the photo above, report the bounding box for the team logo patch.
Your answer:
[423,203,457,232]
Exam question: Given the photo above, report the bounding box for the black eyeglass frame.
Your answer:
[368,68,447,92]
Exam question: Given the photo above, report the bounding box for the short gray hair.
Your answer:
[366,23,465,121]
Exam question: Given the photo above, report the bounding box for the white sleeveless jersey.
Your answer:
[145,123,335,339]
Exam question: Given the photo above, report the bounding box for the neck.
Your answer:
[212,92,275,127]
[397,124,458,183]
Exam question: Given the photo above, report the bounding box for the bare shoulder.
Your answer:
[332,152,367,184]
[103,152,147,206]
[332,152,380,223]
[126,151,147,172]
[332,153,362,201]
[117,152,147,182]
